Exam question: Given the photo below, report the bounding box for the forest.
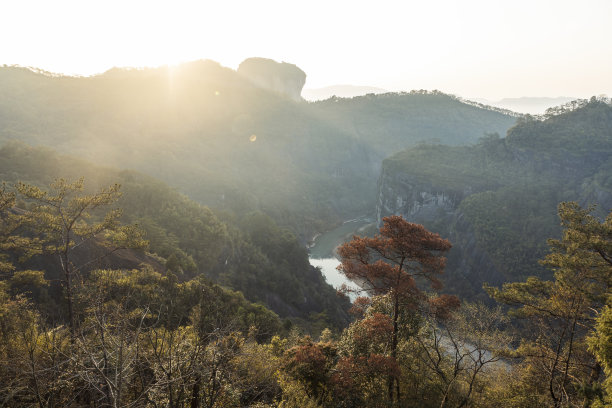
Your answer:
[378,99,612,301]
[1,176,611,406]
[0,61,611,407]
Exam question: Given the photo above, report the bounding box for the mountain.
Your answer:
[302,85,388,101]
[376,98,612,301]
[305,91,515,158]
[0,60,516,240]
[238,57,306,102]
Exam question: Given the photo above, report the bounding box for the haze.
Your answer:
[1,0,611,99]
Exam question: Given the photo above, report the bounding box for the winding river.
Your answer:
[308,216,374,300]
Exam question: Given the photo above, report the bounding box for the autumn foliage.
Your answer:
[337,215,456,404]
[337,215,452,299]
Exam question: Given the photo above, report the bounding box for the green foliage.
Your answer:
[0,285,44,404]
[86,267,283,340]
[589,304,612,406]
[10,177,148,333]
[309,90,515,156]
[0,263,287,407]
[460,184,561,281]
[278,293,512,408]
[0,183,18,274]
[0,146,351,327]
[507,99,612,152]
[15,177,147,254]
[487,202,612,407]
[382,100,612,299]
[2,199,609,407]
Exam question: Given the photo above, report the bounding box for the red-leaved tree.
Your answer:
[337,215,457,404]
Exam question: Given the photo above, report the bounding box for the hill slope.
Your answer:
[376,99,612,300]
[0,142,351,328]
[0,61,516,237]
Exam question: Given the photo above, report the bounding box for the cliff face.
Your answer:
[375,163,612,301]
[376,169,469,227]
[237,57,306,102]
[375,166,501,301]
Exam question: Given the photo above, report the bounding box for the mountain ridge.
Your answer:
[0,59,517,240]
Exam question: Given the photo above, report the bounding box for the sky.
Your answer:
[1,0,611,100]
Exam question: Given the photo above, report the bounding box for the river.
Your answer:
[308,216,374,301]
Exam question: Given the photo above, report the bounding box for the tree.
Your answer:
[415,301,512,408]
[14,178,147,336]
[334,300,401,407]
[588,304,612,407]
[487,202,612,407]
[282,336,338,406]
[0,183,21,275]
[337,215,454,404]
[73,280,151,407]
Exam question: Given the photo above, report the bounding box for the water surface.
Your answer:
[308,216,373,301]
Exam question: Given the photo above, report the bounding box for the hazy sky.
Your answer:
[1,0,611,99]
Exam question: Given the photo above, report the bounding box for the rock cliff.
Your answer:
[375,164,501,301]
[376,169,470,228]
[237,57,306,102]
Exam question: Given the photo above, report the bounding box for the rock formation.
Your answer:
[237,57,306,102]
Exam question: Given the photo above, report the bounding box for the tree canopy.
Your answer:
[338,215,457,404]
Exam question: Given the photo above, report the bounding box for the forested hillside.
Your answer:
[0,142,350,328]
[377,98,612,299]
[0,62,515,237]
[306,90,516,156]
[3,60,612,408]
[2,183,611,406]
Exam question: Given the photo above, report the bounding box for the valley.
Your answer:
[1,58,611,407]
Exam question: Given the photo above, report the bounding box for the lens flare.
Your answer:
[249,134,257,142]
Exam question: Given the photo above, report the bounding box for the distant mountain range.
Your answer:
[302,86,578,115]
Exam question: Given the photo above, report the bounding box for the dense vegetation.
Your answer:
[0,143,350,328]
[380,98,612,298]
[0,62,515,238]
[306,90,516,156]
[2,185,611,406]
[2,60,612,406]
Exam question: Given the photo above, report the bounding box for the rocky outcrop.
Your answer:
[375,167,501,301]
[237,57,306,102]
[376,168,471,227]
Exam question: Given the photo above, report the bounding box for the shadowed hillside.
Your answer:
[0,142,351,328]
[0,61,516,239]
[377,98,612,300]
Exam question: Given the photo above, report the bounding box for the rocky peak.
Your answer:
[237,57,306,102]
